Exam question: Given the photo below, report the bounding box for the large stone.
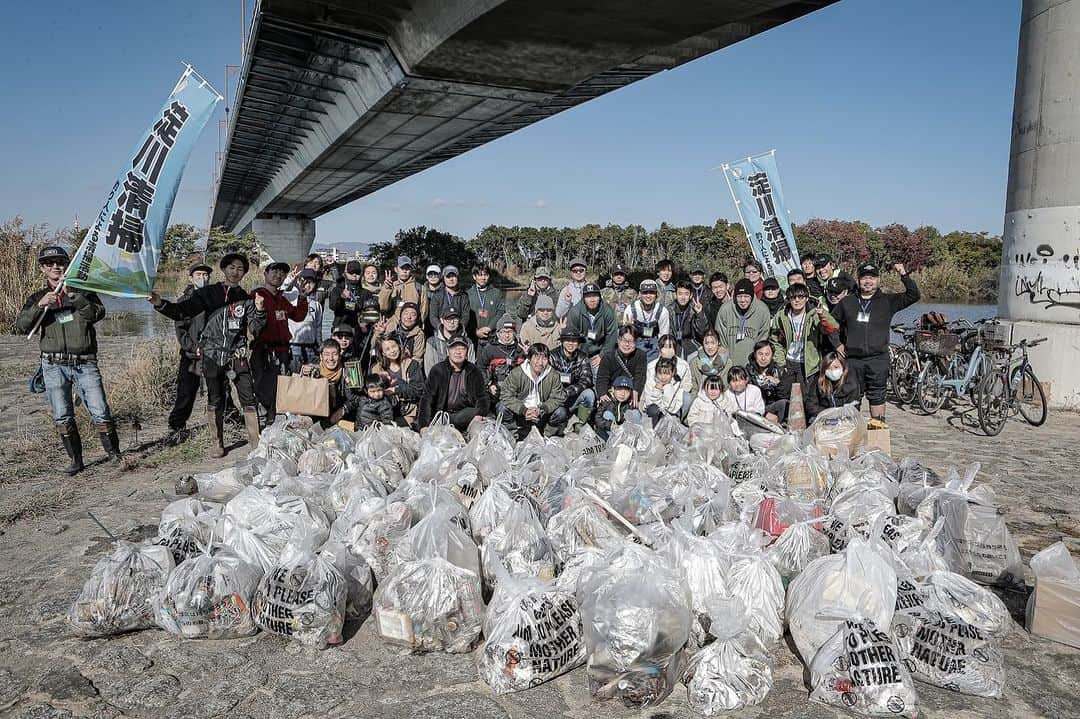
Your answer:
[37,665,98,701]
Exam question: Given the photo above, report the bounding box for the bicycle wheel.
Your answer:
[890,347,918,404]
[1013,365,1047,426]
[918,362,947,415]
[977,370,1009,436]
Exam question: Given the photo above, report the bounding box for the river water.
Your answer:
[104,294,997,340]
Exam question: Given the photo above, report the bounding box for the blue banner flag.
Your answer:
[65,66,221,298]
[722,150,801,283]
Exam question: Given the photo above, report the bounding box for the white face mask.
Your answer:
[192,276,207,289]
[825,367,843,381]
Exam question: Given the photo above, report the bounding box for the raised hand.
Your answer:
[254,292,265,312]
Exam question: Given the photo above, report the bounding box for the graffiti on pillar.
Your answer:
[1009,240,1080,311]
[1000,209,1080,320]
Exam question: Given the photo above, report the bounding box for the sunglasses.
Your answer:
[571,267,586,273]
[42,260,68,268]
[332,333,352,339]
[744,269,761,275]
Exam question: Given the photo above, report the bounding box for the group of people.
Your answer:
[19,244,919,474]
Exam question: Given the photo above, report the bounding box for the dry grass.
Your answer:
[0,217,53,334]
[103,338,180,426]
[0,485,75,524]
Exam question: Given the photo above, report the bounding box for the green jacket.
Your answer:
[563,300,618,357]
[769,306,841,378]
[601,281,637,317]
[17,285,105,356]
[688,349,734,394]
[714,298,772,367]
[468,285,505,334]
[499,364,566,417]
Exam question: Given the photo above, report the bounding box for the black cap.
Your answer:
[331,324,355,336]
[611,264,627,275]
[733,278,755,297]
[264,261,290,273]
[345,260,363,274]
[814,253,832,269]
[762,277,780,291]
[559,329,584,341]
[440,305,461,319]
[613,376,634,390]
[297,268,318,282]
[582,282,601,295]
[401,301,419,312]
[37,246,70,264]
[826,274,854,295]
[690,265,705,275]
[447,335,470,349]
[188,261,212,275]
[219,252,249,273]
[857,263,880,278]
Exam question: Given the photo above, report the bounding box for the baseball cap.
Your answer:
[497,313,518,330]
[582,282,602,295]
[331,324,355,336]
[568,257,587,270]
[37,246,70,263]
[613,376,634,390]
[440,305,461,319]
[345,260,363,274]
[188,261,212,275]
[442,265,459,277]
[611,264,627,275]
[535,295,555,311]
[827,274,854,295]
[264,261,290,273]
[559,328,584,341]
[534,266,551,279]
[733,278,755,297]
[762,277,780,291]
[690,265,705,275]
[814,253,832,268]
[857,263,880,278]
[396,255,413,268]
[638,279,658,293]
[297,268,319,282]
[426,264,441,275]
[400,301,419,313]
[447,335,470,349]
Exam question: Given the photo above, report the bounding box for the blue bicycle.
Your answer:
[915,319,993,415]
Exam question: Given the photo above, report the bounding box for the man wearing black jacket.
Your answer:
[832,263,919,426]
[166,262,212,444]
[595,326,648,410]
[418,336,491,433]
[549,330,596,428]
[693,272,729,339]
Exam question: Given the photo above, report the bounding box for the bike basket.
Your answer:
[979,322,1010,351]
[914,330,960,356]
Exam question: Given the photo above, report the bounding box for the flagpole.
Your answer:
[25,279,64,340]
[720,164,754,250]
[180,62,225,101]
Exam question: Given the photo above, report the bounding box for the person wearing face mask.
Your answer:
[646,335,693,420]
[831,263,919,427]
[498,343,567,438]
[519,294,561,349]
[760,277,786,316]
[747,340,794,423]
[804,352,862,422]
[715,279,771,368]
[688,329,734,394]
[165,261,213,445]
[769,282,840,389]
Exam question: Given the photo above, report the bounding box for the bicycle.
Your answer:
[976,336,1048,436]
[889,323,920,405]
[914,319,993,415]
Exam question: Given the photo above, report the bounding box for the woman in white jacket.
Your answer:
[723,366,765,415]
[641,357,685,427]
[686,373,735,427]
[646,335,692,419]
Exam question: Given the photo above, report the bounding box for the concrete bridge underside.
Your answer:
[210,0,837,261]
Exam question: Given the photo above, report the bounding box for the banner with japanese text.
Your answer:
[64,66,221,297]
[722,150,801,284]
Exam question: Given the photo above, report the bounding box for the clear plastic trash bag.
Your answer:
[1030,541,1080,582]
[392,503,480,579]
[808,404,867,459]
[297,444,344,475]
[787,537,898,664]
[809,613,919,718]
[468,479,521,545]
[897,518,951,578]
[767,516,832,582]
[373,556,485,653]
[68,541,174,636]
[319,539,374,621]
[771,444,830,500]
[683,598,773,714]
[546,489,626,564]
[478,576,586,694]
[892,570,1009,697]
[726,553,786,646]
[328,466,389,515]
[580,544,693,708]
[221,487,331,573]
[153,497,222,565]
[665,526,731,648]
[251,532,347,649]
[186,462,259,502]
[331,496,413,583]
[250,455,297,489]
[480,500,555,591]
[154,545,261,639]
[555,546,608,599]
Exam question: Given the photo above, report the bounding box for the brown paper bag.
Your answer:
[1029,578,1080,649]
[863,427,891,457]
[276,374,330,416]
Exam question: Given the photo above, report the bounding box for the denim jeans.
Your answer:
[570,388,596,411]
[42,358,114,426]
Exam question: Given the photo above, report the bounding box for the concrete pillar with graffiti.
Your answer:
[999,0,1080,409]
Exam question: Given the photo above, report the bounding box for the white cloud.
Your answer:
[534,199,549,209]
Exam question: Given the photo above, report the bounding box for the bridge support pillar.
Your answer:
[252,217,316,267]
[998,0,1080,409]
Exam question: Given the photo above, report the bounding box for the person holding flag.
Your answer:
[17,246,121,474]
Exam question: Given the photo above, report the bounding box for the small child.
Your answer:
[346,374,395,428]
[724,366,765,415]
[686,373,732,426]
[641,357,684,427]
[594,375,640,439]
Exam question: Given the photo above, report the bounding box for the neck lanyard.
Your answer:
[859,297,873,315]
[475,286,487,309]
[789,311,806,341]
[735,390,747,411]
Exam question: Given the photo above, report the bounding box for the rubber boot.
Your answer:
[58,421,84,476]
[96,423,122,466]
[207,408,226,458]
[243,409,262,447]
[576,405,593,424]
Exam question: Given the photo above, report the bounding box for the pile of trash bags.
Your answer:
[68,406,1036,713]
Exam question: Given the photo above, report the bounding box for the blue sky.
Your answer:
[0,0,1020,247]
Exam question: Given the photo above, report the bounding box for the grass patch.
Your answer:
[0,217,54,334]
[98,311,144,336]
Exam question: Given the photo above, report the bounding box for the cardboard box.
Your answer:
[1028,577,1080,649]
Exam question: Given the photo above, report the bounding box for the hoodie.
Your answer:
[499,362,566,417]
[715,297,772,367]
[686,387,735,426]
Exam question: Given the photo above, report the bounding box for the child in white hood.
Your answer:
[724,366,765,415]
[686,373,734,426]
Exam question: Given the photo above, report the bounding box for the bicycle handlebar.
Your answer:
[1022,337,1048,348]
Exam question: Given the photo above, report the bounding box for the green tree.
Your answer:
[162,223,202,267]
[369,226,477,275]
[206,226,263,268]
